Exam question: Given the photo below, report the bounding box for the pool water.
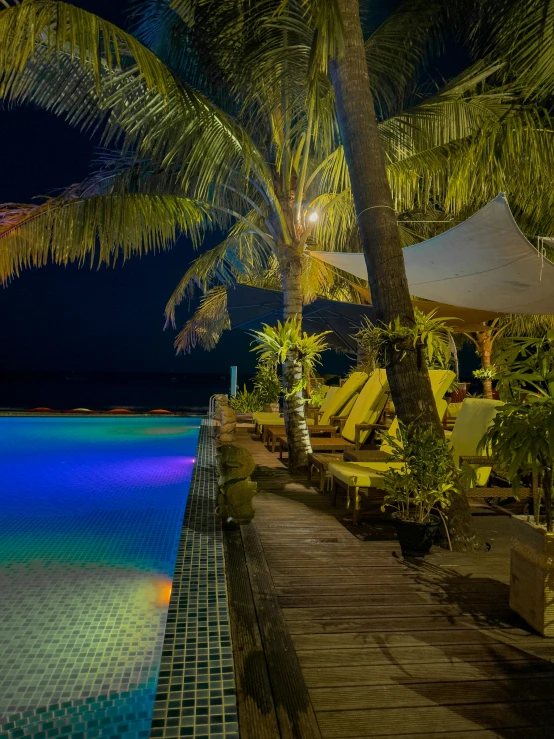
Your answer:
[0,416,201,738]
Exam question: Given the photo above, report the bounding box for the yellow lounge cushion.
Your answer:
[328,461,404,488]
[319,371,368,425]
[342,369,389,444]
[447,401,464,418]
[450,398,503,486]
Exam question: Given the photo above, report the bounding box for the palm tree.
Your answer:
[1,1,554,472]
[462,316,554,398]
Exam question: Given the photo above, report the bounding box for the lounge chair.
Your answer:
[279,370,389,462]
[328,398,502,524]
[253,384,342,437]
[258,373,368,449]
[303,369,454,486]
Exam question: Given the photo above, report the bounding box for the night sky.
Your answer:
[0,0,257,376]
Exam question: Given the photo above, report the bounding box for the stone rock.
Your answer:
[215,444,257,524]
[217,444,256,484]
[217,432,236,443]
[217,479,257,524]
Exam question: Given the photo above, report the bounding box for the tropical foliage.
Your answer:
[480,329,554,530]
[249,319,329,397]
[253,362,282,406]
[481,399,554,531]
[229,385,265,413]
[355,308,454,371]
[380,421,456,523]
[495,329,554,399]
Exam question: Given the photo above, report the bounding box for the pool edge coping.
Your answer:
[149,418,239,739]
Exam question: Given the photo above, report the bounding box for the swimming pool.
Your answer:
[0,416,201,739]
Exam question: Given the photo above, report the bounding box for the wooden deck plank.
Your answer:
[316,701,554,737]
[302,660,554,687]
[240,523,322,739]
[309,677,554,710]
[223,527,281,739]
[227,428,554,738]
[296,643,543,667]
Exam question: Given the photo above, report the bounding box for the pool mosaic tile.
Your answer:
[0,416,239,738]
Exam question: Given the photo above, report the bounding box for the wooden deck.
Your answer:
[225,427,554,739]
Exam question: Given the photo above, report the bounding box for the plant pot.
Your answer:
[392,513,440,557]
[264,403,279,413]
[510,515,554,637]
[449,382,470,403]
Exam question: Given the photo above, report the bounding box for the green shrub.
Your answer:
[229,385,264,413]
[380,421,456,523]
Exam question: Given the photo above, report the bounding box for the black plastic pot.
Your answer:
[392,513,440,557]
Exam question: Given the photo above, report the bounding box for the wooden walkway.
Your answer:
[225,427,554,739]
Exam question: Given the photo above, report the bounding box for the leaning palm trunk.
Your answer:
[281,246,312,468]
[329,0,440,431]
[329,0,485,551]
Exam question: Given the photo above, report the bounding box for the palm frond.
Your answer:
[164,223,274,326]
[174,285,230,353]
[0,190,208,283]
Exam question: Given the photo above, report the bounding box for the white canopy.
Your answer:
[310,194,554,315]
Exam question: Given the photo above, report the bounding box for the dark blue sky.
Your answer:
[0,0,257,375]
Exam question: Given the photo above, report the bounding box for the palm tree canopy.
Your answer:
[1,0,554,351]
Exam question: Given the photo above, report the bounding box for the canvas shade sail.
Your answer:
[309,194,554,315]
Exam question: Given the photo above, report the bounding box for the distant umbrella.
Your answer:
[226,285,375,353]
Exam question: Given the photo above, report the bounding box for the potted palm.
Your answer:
[380,422,456,557]
[481,330,554,635]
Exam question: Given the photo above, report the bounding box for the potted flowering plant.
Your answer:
[380,421,456,556]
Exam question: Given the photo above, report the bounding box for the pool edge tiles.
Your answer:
[149,419,239,739]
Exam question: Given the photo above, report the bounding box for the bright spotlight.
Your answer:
[308,211,319,223]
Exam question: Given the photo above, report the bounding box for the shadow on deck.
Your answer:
[225,427,554,739]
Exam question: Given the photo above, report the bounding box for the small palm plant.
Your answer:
[380,422,456,524]
[250,319,329,467]
[379,420,456,555]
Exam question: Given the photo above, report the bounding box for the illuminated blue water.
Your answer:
[0,416,201,739]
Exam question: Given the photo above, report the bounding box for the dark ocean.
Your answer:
[0,371,236,413]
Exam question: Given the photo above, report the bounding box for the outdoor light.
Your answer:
[308,211,319,223]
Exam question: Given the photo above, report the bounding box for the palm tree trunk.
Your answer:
[329,0,486,552]
[281,247,312,469]
[329,0,440,431]
[476,330,493,399]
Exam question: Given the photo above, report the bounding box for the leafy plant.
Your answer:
[249,319,329,397]
[307,382,327,408]
[253,362,281,405]
[473,366,498,381]
[480,398,554,530]
[379,421,456,524]
[229,385,264,413]
[355,308,455,370]
[495,329,554,400]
